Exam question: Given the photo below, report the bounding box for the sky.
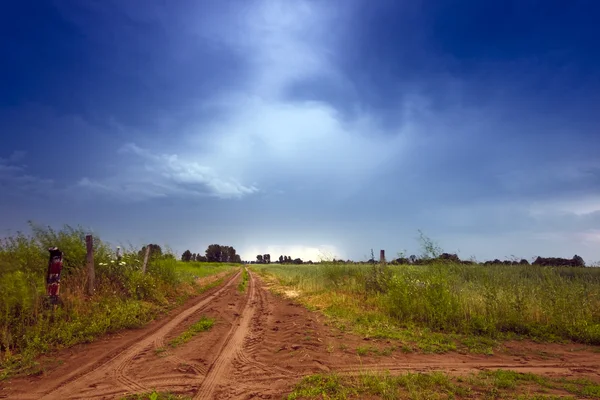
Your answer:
[1,0,599,264]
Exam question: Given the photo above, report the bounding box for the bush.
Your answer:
[0,222,192,372]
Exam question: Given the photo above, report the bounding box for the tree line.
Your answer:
[181,244,242,263]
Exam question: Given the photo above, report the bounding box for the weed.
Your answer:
[169,316,215,348]
[286,369,594,399]
[121,390,191,400]
[238,267,249,293]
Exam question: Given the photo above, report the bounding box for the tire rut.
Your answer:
[38,271,241,400]
[193,268,258,400]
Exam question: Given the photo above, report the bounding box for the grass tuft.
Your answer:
[169,316,215,348]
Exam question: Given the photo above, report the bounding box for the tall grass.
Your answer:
[253,263,600,344]
[0,223,229,378]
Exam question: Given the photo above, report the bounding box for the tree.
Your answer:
[191,253,197,262]
[205,244,223,262]
[279,255,284,263]
[181,250,192,262]
[256,254,263,264]
[139,244,163,259]
[263,254,271,264]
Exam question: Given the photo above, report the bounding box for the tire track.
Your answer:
[38,271,241,400]
[193,268,257,400]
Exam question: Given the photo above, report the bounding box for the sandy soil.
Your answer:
[1,269,599,399]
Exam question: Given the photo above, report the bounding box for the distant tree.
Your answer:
[222,246,239,263]
[197,255,208,262]
[279,255,284,263]
[263,254,271,264]
[181,250,193,262]
[139,244,163,259]
[293,258,303,264]
[205,244,223,262]
[256,254,263,264]
[191,253,197,262]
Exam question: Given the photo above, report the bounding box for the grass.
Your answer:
[0,223,235,380]
[238,267,249,292]
[169,316,215,348]
[175,262,239,281]
[286,369,600,399]
[121,391,191,400]
[252,262,600,353]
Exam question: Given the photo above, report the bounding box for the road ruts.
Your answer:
[193,268,258,400]
[37,271,241,400]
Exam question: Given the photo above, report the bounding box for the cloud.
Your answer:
[77,143,258,201]
[0,152,54,197]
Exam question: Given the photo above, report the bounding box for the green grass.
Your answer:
[287,369,600,399]
[175,262,238,281]
[121,391,191,400]
[169,316,215,348]
[238,267,249,293]
[0,223,233,380]
[252,263,600,352]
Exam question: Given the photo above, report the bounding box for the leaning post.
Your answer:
[142,245,152,274]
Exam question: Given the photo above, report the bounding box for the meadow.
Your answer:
[0,223,236,379]
[252,261,600,352]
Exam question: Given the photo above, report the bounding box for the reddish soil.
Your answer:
[1,270,599,400]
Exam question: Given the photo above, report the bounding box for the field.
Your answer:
[252,263,600,350]
[1,225,600,399]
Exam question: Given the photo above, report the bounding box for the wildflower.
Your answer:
[119,261,126,266]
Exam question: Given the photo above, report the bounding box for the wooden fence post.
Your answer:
[142,245,151,273]
[85,234,95,295]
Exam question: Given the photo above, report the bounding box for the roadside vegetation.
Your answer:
[238,267,249,292]
[287,369,600,400]
[0,222,237,379]
[253,240,600,353]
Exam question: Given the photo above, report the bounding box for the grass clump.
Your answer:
[121,391,191,400]
[287,369,599,399]
[169,316,215,348]
[238,267,249,293]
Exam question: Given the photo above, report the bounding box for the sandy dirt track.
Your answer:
[1,269,600,399]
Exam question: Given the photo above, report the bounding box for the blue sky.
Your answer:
[1,0,599,263]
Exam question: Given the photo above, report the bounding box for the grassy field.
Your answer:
[0,223,237,379]
[252,262,600,353]
[287,369,600,399]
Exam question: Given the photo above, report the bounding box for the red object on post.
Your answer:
[46,247,64,301]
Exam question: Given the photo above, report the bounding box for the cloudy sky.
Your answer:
[1,0,599,263]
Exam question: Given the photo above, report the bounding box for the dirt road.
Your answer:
[2,269,600,399]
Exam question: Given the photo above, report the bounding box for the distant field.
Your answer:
[253,262,600,351]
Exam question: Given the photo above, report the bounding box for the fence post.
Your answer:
[380,249,386,263]
[142,245,151,273]
[46,247,64,305]
[86,234,95,295]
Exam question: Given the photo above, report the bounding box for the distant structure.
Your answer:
[380,249,385,263]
